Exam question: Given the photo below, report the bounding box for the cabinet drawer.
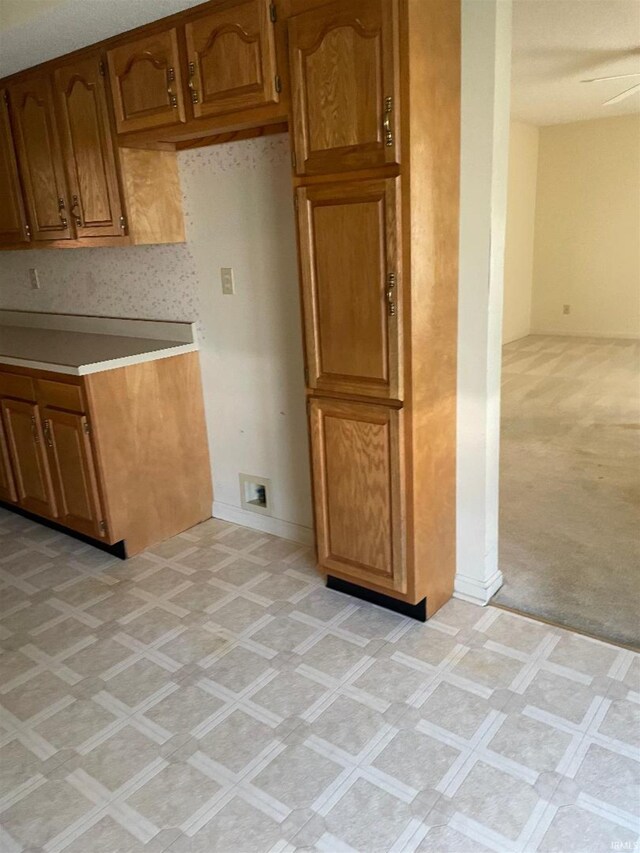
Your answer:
[36,379,84,413]
[0,372,36,401]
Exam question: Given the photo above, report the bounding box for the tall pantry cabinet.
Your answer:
[289,0,460,618]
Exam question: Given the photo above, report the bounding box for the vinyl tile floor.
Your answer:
[1,509,639,853]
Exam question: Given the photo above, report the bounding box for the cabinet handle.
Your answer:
[58,197,68,229]
[383,96,393,147]
[30,415,40,443]
[43,419,53,448]
[188,61,199,104]
[70,195,83,227]
[386,272,396,317]
[166,66,178,107]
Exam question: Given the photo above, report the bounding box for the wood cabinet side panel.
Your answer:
[83,353,212,555]
[404,0,460,615]
[119,147,185,244]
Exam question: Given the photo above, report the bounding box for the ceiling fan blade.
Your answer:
[582,72,640,83]
[603,82,640,105]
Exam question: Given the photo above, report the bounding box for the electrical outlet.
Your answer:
[563,304,570,315]
[29,268,40,290]
[220,267,235,295]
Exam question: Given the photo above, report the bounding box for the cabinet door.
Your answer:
[309,398,405,593]
[0,89,30,245]
[0,414,17,503]
[42,409,105,539]
[107,29,186,134]
[297,177,401,399]
[185,0,278,120]
[288,0,398,175]
[1,399,57,518]
[8,74,72,242]
[54,55,125,239]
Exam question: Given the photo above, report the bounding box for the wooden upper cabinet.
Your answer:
[309,397,405,594]
[0,413,17,503]
[8,74,72,242]
[0,90,30,245]
[54,55,125,239]
[1,399,57,519]
[42,408,105,539]
[184,0,279,120]
[288,0,399,175]
[107,28,185,133]
[297,176,401,400]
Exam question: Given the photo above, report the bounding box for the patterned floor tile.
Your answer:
[0,509,638,852]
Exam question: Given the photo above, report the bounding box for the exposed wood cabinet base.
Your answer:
[0,354,212,556]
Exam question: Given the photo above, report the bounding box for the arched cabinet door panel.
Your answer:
[107,29,186,134]
[0,89,30,245]
[184,0,279,120]
[8,74,72,242]
[288,0,399,175]
[54,54,125,239]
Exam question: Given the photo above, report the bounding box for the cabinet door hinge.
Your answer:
[303,365,309,386]
[293,193,299,212]
[119,214,127,233]
[83,420,90,435]
[274,74,282,94]
[269,3,277,23]
[99,520,106,535]
[291,149,296,170]
[99,59,106,76]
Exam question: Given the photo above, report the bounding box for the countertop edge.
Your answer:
[0,343,199,376]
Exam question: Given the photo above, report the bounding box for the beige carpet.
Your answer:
[495,334,640,648]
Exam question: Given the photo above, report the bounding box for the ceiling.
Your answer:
[512,0,640,125]
[0,0,638,126]
[0,0,203,77]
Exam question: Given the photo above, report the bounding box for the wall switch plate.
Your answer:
[29,268,40,290]
[563,304,570,315]
[220,267,235,295]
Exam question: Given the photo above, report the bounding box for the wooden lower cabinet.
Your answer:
[0,414,17,503]
[42,408,105,539]
[1,398,58,518]
[0,354,212,556]
[309,397,405,594]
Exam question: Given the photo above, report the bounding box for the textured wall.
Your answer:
[502,121,539,344]
[0,134,313,538]
[531,115,640,339]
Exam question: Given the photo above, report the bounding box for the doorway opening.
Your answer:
[494,0,640,647]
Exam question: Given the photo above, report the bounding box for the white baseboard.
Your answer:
[212,500,315,546]
[529,328,640,341]
[453,568,504,606]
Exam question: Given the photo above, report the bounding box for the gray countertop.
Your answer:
[0,312,198,375]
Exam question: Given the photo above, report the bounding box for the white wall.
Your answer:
[0,134,314,542]
[456,0,512,605]
[502,121,539,343]
[531,114,640,339]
